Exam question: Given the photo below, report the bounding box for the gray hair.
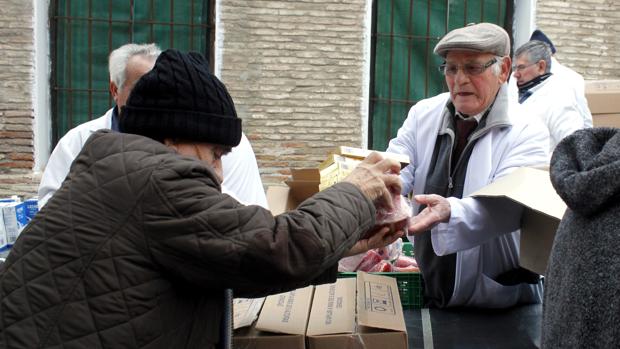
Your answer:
[515,40,552,73]
[490,55,504,76]
[108,43,161,89]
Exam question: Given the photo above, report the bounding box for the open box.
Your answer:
[306,272,407,349]
[233,272,408,349]
[470,167,567,275]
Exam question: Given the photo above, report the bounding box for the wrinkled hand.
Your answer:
[343,152,402,211]
[408,194,451,234]
[345,226,404,257]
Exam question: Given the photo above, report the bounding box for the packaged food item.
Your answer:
[374,194,412,233]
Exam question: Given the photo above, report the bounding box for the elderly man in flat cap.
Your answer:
[387,23,550,308]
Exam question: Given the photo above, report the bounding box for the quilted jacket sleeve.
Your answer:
[141,156,376,298]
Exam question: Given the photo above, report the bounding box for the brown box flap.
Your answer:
[255,286,314,335]
[234,298,265,330]
[306,278,356,336]
[470,167,567,275]
[335,146,410,169]
[593,113,620,128]
[356,272,407,333]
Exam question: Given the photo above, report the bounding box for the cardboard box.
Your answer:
[267,147,411,213]
[306,273,408,349]
[585,80,620,127]
[266,168,321,215]
[233,273,408,349]
[234,288,312,349]
[334,146,410,169]
[470,167,567,275]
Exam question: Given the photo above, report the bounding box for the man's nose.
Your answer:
[454,68,470,83]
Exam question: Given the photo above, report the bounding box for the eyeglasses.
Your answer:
[512,62,537,72]
[438,58,497,76]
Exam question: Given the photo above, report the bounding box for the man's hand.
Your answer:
[343,152,402,211]
[408,194,451,234]
[345,226,404,257]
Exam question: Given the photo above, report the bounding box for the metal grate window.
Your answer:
[49,0,214,146]
[369,0,512,150]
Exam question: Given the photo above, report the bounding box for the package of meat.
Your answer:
[393,255,418,268]
[374,194,413,233]
[376,238,403,262]
[356,249,383,272]
[368,260,393,272]
[392,265,420,272]
[338,253,365,272]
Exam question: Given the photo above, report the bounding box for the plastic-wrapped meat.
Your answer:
[374,194,412,233]
[369,260,393,272]
[394,255,418,268]
[338,253,365,272]
[356,249,383,272]
[393,265,420,272]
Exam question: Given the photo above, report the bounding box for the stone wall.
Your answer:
[537,0,620,80]
[218,0,368,185]
[0,0,37,198]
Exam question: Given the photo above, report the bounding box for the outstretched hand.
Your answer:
[408,194,451,234]
[343,152,402,211]
[345,226,404,257]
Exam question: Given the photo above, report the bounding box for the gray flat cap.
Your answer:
[434,22,510,57]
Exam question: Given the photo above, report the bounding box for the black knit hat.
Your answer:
[119,49,242,147]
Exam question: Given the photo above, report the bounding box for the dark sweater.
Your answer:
[542,127,620,349]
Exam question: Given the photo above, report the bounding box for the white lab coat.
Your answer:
[508,57,593,128]
[38,108,268,209]
[386,85,549,308]
[520,75,585,151]
[551,57,592,128]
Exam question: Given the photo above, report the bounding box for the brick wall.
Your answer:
[0,0,38,198]
[2,0,620,198]
[537,0,620,80]
[218,0,367,185]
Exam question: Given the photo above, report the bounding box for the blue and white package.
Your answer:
[24,198,39,222]
[1,202,27,246]
[0,212,7,251]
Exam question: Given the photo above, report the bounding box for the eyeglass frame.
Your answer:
[511,62,540,72]
[438,58,498,76]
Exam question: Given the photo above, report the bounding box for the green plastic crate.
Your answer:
[338,242,424,309]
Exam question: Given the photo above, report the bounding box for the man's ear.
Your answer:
[498,56,511,83]
[538,60,547,74]
[110,81,119,103]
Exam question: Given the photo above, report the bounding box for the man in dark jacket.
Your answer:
[0,49,403,349]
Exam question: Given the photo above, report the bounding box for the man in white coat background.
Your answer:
[38,43,268,209]
[386,23,550,308]
[530,29,593,128]
[513,40,586,151]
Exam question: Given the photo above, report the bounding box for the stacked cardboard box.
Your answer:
[585,80,620,128]
[233,272,408,349]
[268,147,410,213]
[318,146,410,192]
[318,154,361,191]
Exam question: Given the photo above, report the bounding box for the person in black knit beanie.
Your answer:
[120,49,242,147]
[0,49,406,349]
[542,127,620,348]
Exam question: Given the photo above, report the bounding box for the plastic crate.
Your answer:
[338,242,424,309]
